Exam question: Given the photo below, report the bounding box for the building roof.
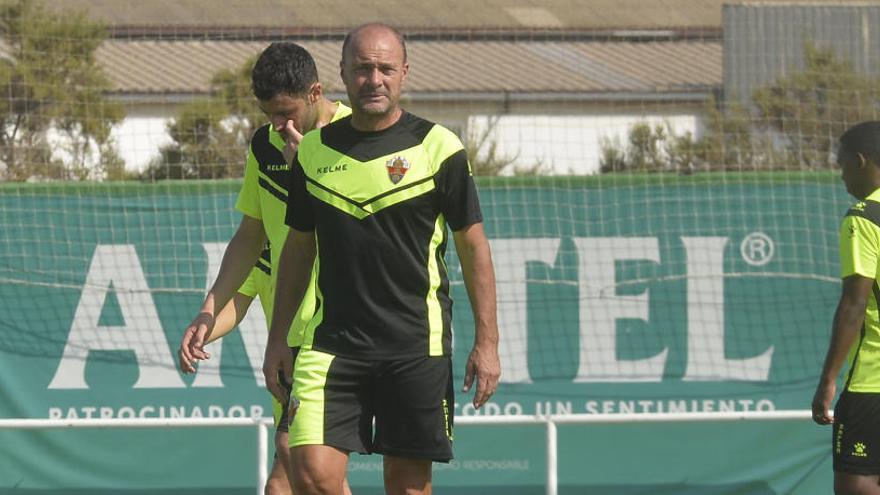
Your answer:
[53,0,727,34]
[50,0,846,38]
[97,39,721,99]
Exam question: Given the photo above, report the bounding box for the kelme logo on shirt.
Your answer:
[317,163,348,174]
[386,156,410,184]
[853,442,868,458]
[266,163,289,172]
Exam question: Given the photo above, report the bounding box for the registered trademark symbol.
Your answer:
[740,232,775,266]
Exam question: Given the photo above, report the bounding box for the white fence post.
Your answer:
[547,417,558,495]
[257,421,269,495]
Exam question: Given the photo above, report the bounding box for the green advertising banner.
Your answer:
[0,174,848,493]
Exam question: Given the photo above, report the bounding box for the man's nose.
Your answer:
[367,68,382,86]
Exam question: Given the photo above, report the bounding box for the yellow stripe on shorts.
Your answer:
[288,349,335,447]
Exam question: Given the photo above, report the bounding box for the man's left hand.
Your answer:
[463,341,501,409]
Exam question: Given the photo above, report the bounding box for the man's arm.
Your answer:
[811,274,874,424]
[263,228,316,401]
[180,215,266,365]
[454,222,501,409]
[179,292,254,373]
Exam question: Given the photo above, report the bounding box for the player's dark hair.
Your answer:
[251,42,319,101]
[840,121,880,165]
[342,23,407,64]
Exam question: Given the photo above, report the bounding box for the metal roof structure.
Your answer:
[97,39,721,100]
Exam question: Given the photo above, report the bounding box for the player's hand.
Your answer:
[280,120,304,166]
[179,311,215,373]
[263,336,293,403]
[178,327,197,373]
[811,380,835,425]
[463,341,501,409]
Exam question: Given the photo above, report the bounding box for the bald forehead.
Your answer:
[343,23,407,63]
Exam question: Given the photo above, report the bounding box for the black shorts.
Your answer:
[289,349,454,462]
[833,390,880,475]
[273,346,300,434]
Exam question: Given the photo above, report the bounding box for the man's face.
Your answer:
[838,144,867,199]
[340,29,408,118]
[258,90,316,137]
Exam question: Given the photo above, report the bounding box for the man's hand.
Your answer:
[811,380,836,425]
[281,120,304,166]
[179,312,215,373]
[463,341,501,409]
[263,337,293,403]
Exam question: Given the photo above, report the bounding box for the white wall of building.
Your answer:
[110,106,177,173]
[467,113,701,175]
[109,102,703,176]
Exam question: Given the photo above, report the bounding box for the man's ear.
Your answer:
[309,82,323,104]
[857,151,869,169]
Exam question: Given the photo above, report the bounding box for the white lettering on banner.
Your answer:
[582,398,777,414]
[349,459,530,472]
[190,243,226,388]
[680,237,773,381]
[49,404,265,419]
[48,245,184,389]
[192,242,268,388]
[489,238,561,384]
[572,237,667,382]
[450,399,777,415]
[48,236,774,389]
[235,293,269,387]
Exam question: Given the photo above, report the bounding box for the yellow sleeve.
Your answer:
[235,145,262,220]
[237,269,259,298]
[841,215,880,280]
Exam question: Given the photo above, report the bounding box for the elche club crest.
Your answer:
[385,156,410,184]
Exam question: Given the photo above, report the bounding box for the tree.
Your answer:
[753,41,880,169]
[464,115,549,176]
[142,58,262,180]
[694,94,759,171]
[0,0,123,181]
[602,40,880,173]
[600,121,698,173]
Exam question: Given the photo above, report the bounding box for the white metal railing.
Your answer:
[0,410,814,495]
[0,417,275,495]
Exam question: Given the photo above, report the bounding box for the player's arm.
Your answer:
[180,215,266,365]
[812,275,873,424]
[454,222,501,409]
[264,228,316,401]
[437,142,500,408]
[179,292,254,373]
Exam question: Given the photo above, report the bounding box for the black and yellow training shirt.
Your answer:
[841,188,880,392]
[286,111,482,360]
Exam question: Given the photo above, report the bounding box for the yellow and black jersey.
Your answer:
[286,111,482,360]
[235,102,351,345]
[841,188,880,392]
[237,244,273,322]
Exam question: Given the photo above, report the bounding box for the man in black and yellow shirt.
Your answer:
[813,121,880,494]
[265,23,501,495]
[179,42,349,495]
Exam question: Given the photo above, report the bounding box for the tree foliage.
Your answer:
[602,40,880,173]
[0,0,123,181]
[753,42,880,169]
[142,58,262,180]
[465,116,549,176]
